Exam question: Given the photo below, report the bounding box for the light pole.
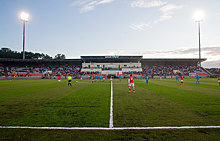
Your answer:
[20,12,29,60]
[194,11,203,67]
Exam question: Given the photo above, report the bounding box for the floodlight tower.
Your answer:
[20,12,29,60]
[194,11,203,67]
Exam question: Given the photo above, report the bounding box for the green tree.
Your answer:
[54,54,65,59]
[0,47,60,60]
[0,47,22,59]
[33,53,42,59]
[42,54,52,59]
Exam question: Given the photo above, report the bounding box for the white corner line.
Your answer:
[109,81,114,128]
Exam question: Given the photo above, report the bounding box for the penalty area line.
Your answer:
[1,126,220,130]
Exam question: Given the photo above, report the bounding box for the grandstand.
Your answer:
[0,56,212,79]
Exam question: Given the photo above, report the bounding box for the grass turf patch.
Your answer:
[143,79,220,120]
[114,80,220,127]
[0,80,90,125]
[1,128,220,141]
[5,81,111,127]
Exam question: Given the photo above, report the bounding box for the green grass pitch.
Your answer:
[0,78,220,140]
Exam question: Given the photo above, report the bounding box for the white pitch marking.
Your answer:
[109,81,114,128]
[1,126,220,130]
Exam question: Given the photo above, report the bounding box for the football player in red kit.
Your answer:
[218,75,220,86]
[181,75,183,84]
[57,75,61,84]
[128,74,135,92]
[92,75,95,84]
[110,75,113,82]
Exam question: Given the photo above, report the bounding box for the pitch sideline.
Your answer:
[1,126,220,130]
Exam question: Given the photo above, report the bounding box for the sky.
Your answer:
[0,0,220,68]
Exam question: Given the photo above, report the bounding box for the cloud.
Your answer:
[69,0,92,6]
[138,47,220,55]
[107,49,125,55]
[202,47,220,53]
[70,0,115,13]
[97,0,114,5]
[131,0,167,8]
[80,1,97,13]
[129,22,152,31]
[135,47,220,63]
[154,4,184,23]
[202,60,220,68]
[130,2,184,31]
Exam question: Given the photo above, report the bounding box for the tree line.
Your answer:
[0,47,66,59]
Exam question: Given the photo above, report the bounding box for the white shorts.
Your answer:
[218,80,220,82]
[181,80,183,82]
[58,80,61,82]
[103,78,105,80]
[110,78,112,81]
[128,83,134,87]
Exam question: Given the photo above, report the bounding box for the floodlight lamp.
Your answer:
[194,11,204,22]
[20,12,29,22]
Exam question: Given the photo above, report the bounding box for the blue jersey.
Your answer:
[146,76,149,81]
[146,76,149,85]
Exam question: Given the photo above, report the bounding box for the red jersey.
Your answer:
[218,75,220,81]
[92,76,95,80]
[103,75,106,78]
[58,76,61,80]
[181,75,183,80]
[80,75,82,79]
[129,76,134,83]
[110,76,113,79]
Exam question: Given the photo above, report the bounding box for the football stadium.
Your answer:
[1,0,220,140]
[0,56,210,79]
[0,56,220,140]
